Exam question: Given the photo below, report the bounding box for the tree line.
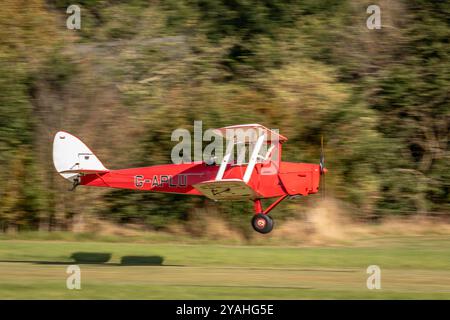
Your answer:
[0,0,448,232]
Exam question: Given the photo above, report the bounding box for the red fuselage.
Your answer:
[80,161,321,199]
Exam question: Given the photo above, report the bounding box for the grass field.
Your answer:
[0,235,449,299]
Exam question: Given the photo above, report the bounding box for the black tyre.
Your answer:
[251,214,274,234]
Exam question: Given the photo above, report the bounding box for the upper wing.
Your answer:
[213,123,288,143]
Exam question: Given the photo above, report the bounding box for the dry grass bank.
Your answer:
[58,198,450,246]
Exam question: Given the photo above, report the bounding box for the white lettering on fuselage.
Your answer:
[134,174,187,188]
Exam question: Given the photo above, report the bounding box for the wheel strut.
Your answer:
[252,195,287,234]
[253,195,288,215]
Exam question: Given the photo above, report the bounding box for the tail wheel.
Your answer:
[251,214,274,234]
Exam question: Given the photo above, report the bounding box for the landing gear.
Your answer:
[69,176,80,191]
[251,214,274,234]
[251,195,288,234]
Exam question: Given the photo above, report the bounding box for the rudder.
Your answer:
[53,131,108,181]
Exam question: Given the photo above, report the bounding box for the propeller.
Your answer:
[320,135,325,175]
[319,135,327,198]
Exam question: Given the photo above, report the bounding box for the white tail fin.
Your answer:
[53,131,108,181]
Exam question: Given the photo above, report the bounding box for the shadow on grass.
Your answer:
[0,260,74,265]
[120,255,164,266]
[0,253,167,266]
[71,252,111,264]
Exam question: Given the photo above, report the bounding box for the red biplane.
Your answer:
[53,124,326,233]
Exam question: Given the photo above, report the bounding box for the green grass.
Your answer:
[0,236,449,299]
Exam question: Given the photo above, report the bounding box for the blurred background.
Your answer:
[0,0,449,240]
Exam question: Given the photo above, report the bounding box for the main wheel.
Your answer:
[251,214,274,234]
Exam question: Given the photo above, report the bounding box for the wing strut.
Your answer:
[215,139,235,180]
[243,133,265,183]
